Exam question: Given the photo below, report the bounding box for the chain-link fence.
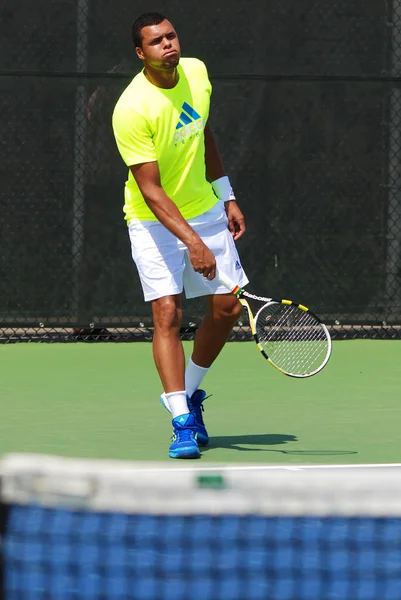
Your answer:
[1,0,401,342]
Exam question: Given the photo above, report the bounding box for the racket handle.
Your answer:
[216,269,239,293]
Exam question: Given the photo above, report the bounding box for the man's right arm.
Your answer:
[131,161,216,280]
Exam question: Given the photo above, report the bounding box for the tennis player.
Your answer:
[112,12,248,458]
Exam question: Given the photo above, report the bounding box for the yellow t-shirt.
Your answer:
[112,57,218,222]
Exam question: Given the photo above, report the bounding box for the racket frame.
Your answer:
[216,269,332,378]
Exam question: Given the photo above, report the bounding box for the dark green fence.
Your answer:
[1,0,401,341]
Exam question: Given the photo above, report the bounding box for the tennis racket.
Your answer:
[217,269,332,378]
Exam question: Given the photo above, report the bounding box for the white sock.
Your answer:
[165,391,189,419]
[185,357,210,399]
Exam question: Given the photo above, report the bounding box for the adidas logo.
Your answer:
[176,102,201,129]
[174,101,205,144]
[235,260,242,270]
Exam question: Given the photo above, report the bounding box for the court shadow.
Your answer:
[203,433,297,453]
[202,434,358,456]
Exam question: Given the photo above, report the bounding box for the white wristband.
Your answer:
[211,175,236,202]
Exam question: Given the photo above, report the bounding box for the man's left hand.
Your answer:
[225,201,246,241]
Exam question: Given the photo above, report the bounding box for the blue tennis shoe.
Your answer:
[169,413,200,459]
[187,389,209,447]
[160,389,209,447]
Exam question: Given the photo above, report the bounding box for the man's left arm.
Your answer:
[204,121,246,241]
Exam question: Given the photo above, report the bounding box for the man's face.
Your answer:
[136,20,181,69]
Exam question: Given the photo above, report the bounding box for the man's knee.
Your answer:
[211,295,243,323]
[152,295,183,331]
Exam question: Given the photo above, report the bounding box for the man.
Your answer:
[112,12,248,459]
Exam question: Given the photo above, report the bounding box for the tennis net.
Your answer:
[1,454,401,599]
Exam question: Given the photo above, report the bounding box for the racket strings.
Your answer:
[263,313,327,372]
[271,314,326,372]
[255,304,329,375]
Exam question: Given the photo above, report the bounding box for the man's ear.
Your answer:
[136,47,144,60]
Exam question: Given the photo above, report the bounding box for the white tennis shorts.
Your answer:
[128,201,248,301]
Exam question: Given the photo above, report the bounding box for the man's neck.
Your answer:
[143,66,179,89]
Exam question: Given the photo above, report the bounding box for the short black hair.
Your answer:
[132,12,169,48]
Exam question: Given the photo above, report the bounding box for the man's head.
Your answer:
[132,12,180,70]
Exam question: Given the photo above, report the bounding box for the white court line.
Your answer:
[3,455,401,477]
[118,463,401,474]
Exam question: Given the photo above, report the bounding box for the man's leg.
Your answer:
[191,293,242,369]
[181,293,242,444]
[182,293,242,405]
[151,293,185,393]
[152,293,200,459]
[152,293,189,417]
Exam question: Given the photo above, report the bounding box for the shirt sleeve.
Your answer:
[112,104,157,166]
[193,58,212,96]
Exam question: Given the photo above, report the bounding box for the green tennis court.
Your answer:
[1,340,400,465]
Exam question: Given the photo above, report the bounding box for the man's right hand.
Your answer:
[188,241,216,280]
[131,162,216,280]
